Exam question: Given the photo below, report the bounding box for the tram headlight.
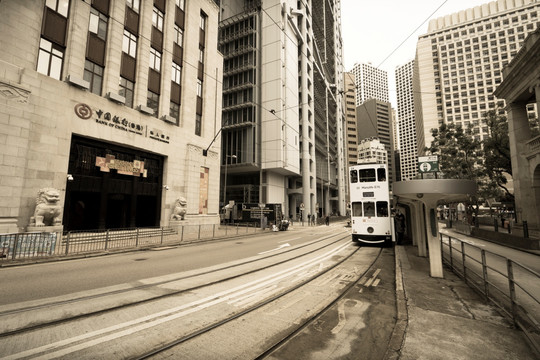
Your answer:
[367,227,374,234]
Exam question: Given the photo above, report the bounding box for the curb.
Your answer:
[384,246,408,360]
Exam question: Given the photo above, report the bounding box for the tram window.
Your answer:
[352,202,362,216]
[350,169,358,183]
[364,202,375,217]
[377,168,386,182]
[376,201,389,217]
[359,169,376,182]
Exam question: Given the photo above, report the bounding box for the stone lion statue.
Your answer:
[171,197,187,220]
[30,188,62,226]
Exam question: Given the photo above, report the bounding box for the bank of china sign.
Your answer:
[74,103,170,144]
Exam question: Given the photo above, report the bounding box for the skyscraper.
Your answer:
[414,0,540,151]
[219,0,346,219]
[343,72,358,166]
[396,60,418,181]
[356,99,395,185]
[351,62,389,106]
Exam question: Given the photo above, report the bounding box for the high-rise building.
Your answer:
[219,0,346,219]
[414,0,540,151]
[0,0,223,233]
[396,59,418,181]
[343,72,358,166]
[351,62,389,106]
[356,99,395,185]
[357,138,388,165]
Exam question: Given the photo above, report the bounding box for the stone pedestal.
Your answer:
[26,225,64,233]
[0,218,19,234]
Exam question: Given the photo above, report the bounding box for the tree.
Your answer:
[427,122,485,220]
[482,110,514,201]
[427,122,484,180]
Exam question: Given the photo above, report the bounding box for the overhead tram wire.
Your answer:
[353,0,449,136]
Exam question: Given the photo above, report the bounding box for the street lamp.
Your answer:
[223,154,237,206]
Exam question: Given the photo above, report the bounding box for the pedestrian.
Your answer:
[289,215,293,226]
[312,214,316,226]
[325,215,329,226]
[307,213,311,226]
[395,210,405,245]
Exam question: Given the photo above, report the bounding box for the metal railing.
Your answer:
[0,223,264,263]
[440,233,540,354]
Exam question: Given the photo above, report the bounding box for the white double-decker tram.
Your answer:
[349,163,394,246]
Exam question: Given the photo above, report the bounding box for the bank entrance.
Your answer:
[64,136,164,231]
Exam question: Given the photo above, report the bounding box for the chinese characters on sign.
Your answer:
[74,103,169,143]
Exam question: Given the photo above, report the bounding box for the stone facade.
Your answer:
[494,28,540,237]
[0,0,222,233]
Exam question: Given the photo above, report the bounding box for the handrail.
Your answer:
[440,233,540,354]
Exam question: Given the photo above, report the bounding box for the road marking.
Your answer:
[279,237,301,243]
[331,299,363,334]
[258,243,291,255]
[7,242,353,360]
[267,291,311,316]
[259,243,291,255]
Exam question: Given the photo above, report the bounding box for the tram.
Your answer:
[349,163,394,246]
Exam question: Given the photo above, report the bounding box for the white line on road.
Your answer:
[7,241,353,360]
[258,243,291,255]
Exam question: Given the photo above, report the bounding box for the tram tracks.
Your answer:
[0,232,346,338]
[0,230,386,359]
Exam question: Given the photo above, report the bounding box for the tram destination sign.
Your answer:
[418,155,439,173]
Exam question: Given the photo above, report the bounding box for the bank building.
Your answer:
[0,0,223,233]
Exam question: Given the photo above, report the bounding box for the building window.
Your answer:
[174,25,183,46]
[46,0,69,17]
[198,45,205,63]
[200,11,207,30]
[123,30,137,57]
[119,77,134,108]
[175,0,185,10]
[149,48,161,72]
[84,60,103,95]
[170,102,179,121]
[195,114,201,136]
[89,7,108,41]
[147,91,159,117]
[152,7,164,31]
[172,63,182,84]
[197,79,203,97]
[37,38,64,80]
[127,0,140,13]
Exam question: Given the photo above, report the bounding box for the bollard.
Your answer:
[523,220,529,238]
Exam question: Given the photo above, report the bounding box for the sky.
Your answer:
[341,0,493,107]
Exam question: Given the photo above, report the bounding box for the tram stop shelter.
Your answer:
[393,179,477,278]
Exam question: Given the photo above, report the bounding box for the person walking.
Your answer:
[312,214,316,226]
[325,215,330,226]
[307,213,311,226]
[395,210,406,245]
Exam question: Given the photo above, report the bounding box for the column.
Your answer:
[423,199,443,278]
[506,102,533,224]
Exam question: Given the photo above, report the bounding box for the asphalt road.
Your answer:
[0,226,340,305]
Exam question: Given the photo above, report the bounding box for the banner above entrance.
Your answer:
[95,154,147,177]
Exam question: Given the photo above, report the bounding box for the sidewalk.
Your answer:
[391,244,537,360]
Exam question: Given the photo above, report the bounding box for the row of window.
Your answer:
[37,0,211,135]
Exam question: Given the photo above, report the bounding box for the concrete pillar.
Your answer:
[423,199,443,278]
[414,201,427,258]
[507,102,533,224]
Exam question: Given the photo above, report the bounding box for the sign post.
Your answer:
[259,203,266,229]
[418,156,439,178]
